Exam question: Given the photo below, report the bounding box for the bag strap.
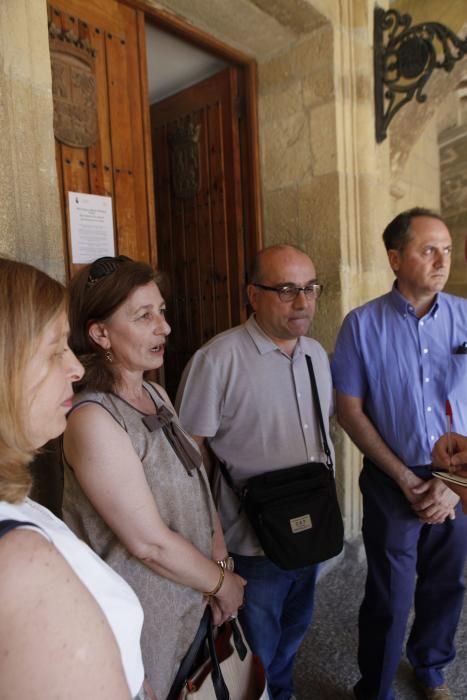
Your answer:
[230,619,247,661]
[166,606,230,700]
[305,355,333,470]
[166,607,210,700]
[217,459,237,493]
[0,519,37,538]
[218,355,334,490]
[206,615,230,700]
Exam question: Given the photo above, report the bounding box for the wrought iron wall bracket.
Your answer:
[374,6,467,143]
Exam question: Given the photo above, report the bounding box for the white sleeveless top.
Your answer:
[0,497,145,696]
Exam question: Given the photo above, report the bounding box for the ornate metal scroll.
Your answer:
[168,120,201,199]
[374,6,467,143]
[49,16,98,148]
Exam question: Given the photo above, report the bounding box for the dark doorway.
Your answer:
[150,67,249,398]
[145,16,262,398]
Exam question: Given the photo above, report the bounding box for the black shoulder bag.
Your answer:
[220,355,344,570]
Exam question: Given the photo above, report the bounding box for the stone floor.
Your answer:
[294,538,467,700]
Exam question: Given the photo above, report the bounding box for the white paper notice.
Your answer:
[69,192,115,263]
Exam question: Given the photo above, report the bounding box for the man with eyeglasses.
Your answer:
[176,244,334,700]
[332,208,467,700]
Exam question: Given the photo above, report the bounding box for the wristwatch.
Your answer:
[216,556,235,572]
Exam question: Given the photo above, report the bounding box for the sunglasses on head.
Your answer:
[86,255,133,288]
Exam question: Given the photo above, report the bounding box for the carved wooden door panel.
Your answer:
[150,67,246,399]
[48,0,155,276]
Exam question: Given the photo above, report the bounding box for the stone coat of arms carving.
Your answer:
[49,20,98,148]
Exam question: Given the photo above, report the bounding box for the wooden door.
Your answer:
[48,0,155,276]
[150,68,246,399]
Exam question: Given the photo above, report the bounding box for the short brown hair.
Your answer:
[69,256,163,393]
[0,257,66,503]
[382,207,446,251]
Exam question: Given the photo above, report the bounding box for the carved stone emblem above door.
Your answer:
[168,120,201,199]
[49,18,98,148]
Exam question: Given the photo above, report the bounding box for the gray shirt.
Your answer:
[176,315,334,555]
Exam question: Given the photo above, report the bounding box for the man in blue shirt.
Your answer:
[332,208,467,700]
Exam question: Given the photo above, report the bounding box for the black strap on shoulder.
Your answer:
[217,459,236,491]
[0,519,37,539]
[218,354,334,492]
[305,354,333,470]
[216,459,244,513]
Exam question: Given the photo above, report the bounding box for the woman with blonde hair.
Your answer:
[62,255,246,700]
[0,257,149,699]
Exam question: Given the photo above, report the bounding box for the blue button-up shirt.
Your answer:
[331,286,467,467]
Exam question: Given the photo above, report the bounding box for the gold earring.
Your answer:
[105,350,113,363]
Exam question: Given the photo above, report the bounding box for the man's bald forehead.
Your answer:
[250,245,314,283]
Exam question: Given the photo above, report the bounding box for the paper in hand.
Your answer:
[433,470,467,488]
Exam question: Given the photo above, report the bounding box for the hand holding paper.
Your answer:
[432,430,467,514]
[432,431,467,476]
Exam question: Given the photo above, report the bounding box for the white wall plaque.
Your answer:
[69,192,115,263]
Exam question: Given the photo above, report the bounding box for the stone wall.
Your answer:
[1,0,381,538]
[258,21,339,350]
[3,0,464,538]
[0,1,65,280]
[391,119,441,212]
[440,119,467,299]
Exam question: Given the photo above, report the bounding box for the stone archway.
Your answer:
[1,0,398,540]
[144,0,385,538]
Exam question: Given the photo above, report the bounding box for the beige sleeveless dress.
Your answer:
[62,382,216,699]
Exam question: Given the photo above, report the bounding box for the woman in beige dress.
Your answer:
[62,255,245,699]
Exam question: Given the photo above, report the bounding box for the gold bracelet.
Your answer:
[203,562,225,596]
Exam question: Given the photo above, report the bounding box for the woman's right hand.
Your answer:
[212,571,246,624]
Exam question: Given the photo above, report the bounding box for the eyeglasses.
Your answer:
[86,255,132,287]
[252,282,323,302]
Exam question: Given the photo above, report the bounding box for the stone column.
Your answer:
[0,0,65,280]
